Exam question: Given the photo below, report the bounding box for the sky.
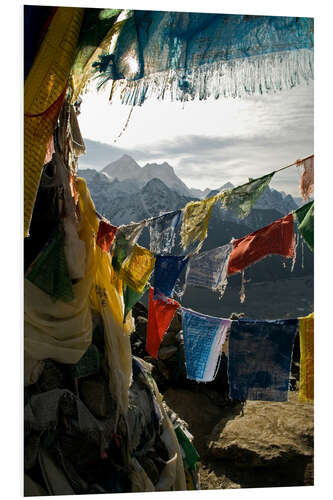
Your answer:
[78,79,313,197]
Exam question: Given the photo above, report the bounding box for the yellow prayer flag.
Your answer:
[24,8,84,237]
[299,312,314,403]
[180,195,218,253]
[119,244,156,293]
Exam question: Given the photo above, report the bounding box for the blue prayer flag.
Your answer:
[154,255,188,299]
[228,319,298,402]
[181,308,230,382]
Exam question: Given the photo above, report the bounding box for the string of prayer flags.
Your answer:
[26,226,74,303]
[146,287,180,358]
[181,308,230,382]
[112,221,146,271]
[228,319,298,401]
[298,312,314,402]
[149,210,182,255]
[297,155,314,201]
[184,243,233,297]
[123,283,149,323]
[180,195,218,254]
[153,255,188,299]
[227,213,295,275]
[96,219,118,253]
[294,201,314,252]
[119,244,155,294]
[221,172,275,219]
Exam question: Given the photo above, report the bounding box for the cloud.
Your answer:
[79,82,313,196]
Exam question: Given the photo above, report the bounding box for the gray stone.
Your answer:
[208,392,314,469]
[158,345,178,360]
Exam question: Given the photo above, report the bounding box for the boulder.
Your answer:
[208,392,313,469]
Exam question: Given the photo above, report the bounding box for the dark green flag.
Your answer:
[123,283,149,323]
[295,201,314,251]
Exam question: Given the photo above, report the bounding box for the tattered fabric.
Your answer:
[184,243,232,297]
[181,308,230,382]
[94,12,313,105]
[24,179,98,366]
[294,201,314,252]
[154,255,188,299]
[146,288,179,359]
[228,319,298,401]
[26,226,74,303]
[123,283,149,323]
[24,7,84,237]
[228,213,295,275]
[96,218,118,252]
[119,244,156,294]
[297,155,314,201]
[149,210,181,255]
[299,312,314,402]
[112,221,146,271]
[221,172,274,219]
[180,196,217,254]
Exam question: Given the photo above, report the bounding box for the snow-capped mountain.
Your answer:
[102,154,192,197]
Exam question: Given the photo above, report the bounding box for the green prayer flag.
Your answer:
[26,228,74,302]
[295,201,314,251]
[175,426,200,471]
[221,172,275,219]
[123,283,149,323]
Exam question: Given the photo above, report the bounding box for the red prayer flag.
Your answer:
[96,219,118,253]
[227,213,295,275]
[146,287,180,359]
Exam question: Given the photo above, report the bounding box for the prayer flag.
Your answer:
[146,287,180,358]
[297,155,314,201]
[181,308,230,382]
[294,201,314,251]
[119,244,155,293]
[228,319,298,401]
[180,195,218,253]
[26,227,74,303]
[154,255,188,299]
[299,312,314,402]
[123,283,149,323]
[149,210,182,255]
[221,172,274,219]
[184,243,232,297]
[228,213,295,275]
[112,221,146,271]
[96,219,118,252]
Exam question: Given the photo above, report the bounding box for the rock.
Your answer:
[157,360,171,380]
[134,316,148,341]
[159,328,178,347]
[208,392,314,469]
[158,345,178,360]
[168,310,182,332]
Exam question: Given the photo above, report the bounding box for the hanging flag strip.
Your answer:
[26,226,74,303]
[146,287,180,358]
[227,213,295,275]
[294,201,314,252]
[119,244,156,294]
[112,220,146,271]
[123,283,149,323]
[181,308,230,382]
[154,255,188,299]
[298,312,314,402]
[221,172,275,219]
[96,218,118,253]
[297,155,314,201]
[180,195,218,254]
[228,319,298,401]
[184,243,233,297]
[149,210,182,255]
